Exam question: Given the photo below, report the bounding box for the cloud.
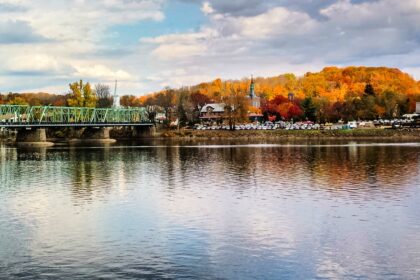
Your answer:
[2,54,68,75]
[73,64,136,81]
[141,5,316,63]
[140,0,420,88]
[0,2,26,13]
[0,20,47,44]
[223,7,315,39]
[1,0,420,94]
[0,0,165,93]
[142,28,217,60]
[201,1,214,15]
[181,0,343,17]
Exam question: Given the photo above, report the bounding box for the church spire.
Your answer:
[250,75,255,99]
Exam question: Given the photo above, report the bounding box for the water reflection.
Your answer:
[0,142,420,279]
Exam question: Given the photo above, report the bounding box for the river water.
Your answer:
[1,140,420,279]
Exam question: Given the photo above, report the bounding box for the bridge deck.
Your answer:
[0,105,153,128]
[0,122,154,128]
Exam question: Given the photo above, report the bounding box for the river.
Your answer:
[1,140,420,279]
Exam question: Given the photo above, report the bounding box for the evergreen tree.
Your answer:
[364,83,375,96]
[301,97,317,121]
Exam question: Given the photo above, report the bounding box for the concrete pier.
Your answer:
[16,128,54,147]
[133,126,156,138]
[69,127,117,144]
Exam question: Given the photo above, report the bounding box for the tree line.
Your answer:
[0,80,114,108]
[127,66,420,124]
[1,67,420,125]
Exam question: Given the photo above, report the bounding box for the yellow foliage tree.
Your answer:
[67,80,97,107]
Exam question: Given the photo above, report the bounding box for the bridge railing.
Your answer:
[0,105,150,124]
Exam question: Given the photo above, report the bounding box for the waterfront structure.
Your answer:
[200,103,226,122]
[0,104,154,145]
[199,77,264,123]
[0,105,150,126]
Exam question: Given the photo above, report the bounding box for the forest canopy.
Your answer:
[1,67,420,123]
[132,67,420,123]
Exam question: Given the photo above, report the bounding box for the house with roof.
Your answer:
[200,103,226,122]
[199,77,264,123]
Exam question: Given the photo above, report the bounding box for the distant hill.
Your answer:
[146,66,420,102]
[133,66,420,122]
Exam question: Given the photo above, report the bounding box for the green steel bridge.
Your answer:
[0,105,152,128]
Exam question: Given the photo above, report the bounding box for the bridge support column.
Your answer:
[74,127,116,144]
[133,126,156,138]
[16,128,54,147]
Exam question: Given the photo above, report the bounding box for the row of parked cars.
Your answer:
[195,121,322,131]
[194,116,420,131]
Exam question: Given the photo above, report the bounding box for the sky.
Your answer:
[1,0,420,95]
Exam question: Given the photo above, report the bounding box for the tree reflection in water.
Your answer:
[1,141,420,279]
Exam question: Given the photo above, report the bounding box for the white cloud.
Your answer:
[226,7,315,39]
[4,54,64,74]
[0,1,165,45]
[0,0,165,93]
[153,43,207,60]
[0,20,46,43]
[1,0,420,94]
[139,0,420,94]
[201,1,214,15]
[73,64,135,81]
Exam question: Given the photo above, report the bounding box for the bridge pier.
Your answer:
[16,128,54,147]
[70,127,116,144]
[133,126,156,138]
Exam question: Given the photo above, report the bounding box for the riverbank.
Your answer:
[157,128,420,140]
[2,128,420,144]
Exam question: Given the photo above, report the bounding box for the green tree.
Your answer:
[361,95,377,120]
[301,97,317,121]
[314,97,330,123]
[284,73,297,92]
[223,84,249,130]
[67,80,97,107]
[9,96,28,105]
[364,83,375,96]
[176,88,193,127]
[379,91,399,118]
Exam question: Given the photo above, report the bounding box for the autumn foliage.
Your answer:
[1,66,420,123]
[136,66,420,122]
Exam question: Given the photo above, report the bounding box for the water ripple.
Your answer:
[0,141,420,279]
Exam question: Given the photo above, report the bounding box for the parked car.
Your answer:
[348,121,358,129]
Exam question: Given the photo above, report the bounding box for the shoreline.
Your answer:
[156,128,420,141]
[2,129,420,145]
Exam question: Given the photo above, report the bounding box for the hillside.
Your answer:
[158,66,420,102]
[132,66,420,122]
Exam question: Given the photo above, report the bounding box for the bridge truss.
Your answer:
[0,105,151,127]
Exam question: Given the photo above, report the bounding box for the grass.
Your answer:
[158,128,420,139]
